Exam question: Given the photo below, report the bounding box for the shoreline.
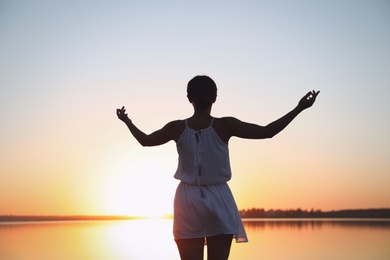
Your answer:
[1,208,389,222]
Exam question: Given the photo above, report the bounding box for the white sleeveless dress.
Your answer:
[173,118,248,243]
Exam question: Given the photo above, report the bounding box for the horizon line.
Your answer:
[1,208,390,218]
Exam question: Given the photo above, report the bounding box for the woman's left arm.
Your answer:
[116,106,180,146]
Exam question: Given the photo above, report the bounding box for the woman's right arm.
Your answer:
[221,91,319,141]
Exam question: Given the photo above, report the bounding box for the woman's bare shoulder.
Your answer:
[212,117,239,143]
[167,119,186,142]
[214,116,240,126]
[213,116,267,140]
[168,119,186,126]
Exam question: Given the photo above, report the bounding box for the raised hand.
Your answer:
[116,106,131,123]
[298,90,320,110]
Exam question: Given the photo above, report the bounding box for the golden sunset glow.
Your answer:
[1,1,389,217]
[103,219,178,259]
[98,169,176,218]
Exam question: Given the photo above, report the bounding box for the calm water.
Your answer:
[1,219,389,259]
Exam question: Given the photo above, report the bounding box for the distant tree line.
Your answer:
[1,208,390,222]
[239,208,390,218]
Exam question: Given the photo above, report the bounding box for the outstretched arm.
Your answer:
[222,91,319,140]
[116,106,179,146]
[262,90,319,138]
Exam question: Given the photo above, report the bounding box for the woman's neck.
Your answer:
[188,107,213,129]
[192,105,212,117]
[192,109,212,120]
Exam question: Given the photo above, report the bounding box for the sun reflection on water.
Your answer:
[1,219,389,259]
[104,219,178,259]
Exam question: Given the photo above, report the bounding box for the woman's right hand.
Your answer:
[297,90,320,111]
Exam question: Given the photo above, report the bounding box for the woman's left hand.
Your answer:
[116,106,131,123]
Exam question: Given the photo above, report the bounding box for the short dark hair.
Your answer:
[187,75,217,110]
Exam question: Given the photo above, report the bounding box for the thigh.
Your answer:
[206,234,233,260]
[175,237,205,260]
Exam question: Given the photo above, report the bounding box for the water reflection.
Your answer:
[103,219,178,259]
[232,219,390,260]
[1,219,390,259]
[243,218,390,230]
[0,219,179,260]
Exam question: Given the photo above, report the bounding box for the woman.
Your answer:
[117,75,319,260]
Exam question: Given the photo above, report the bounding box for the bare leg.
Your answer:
[176,237,205,260]
[206,234,233,260]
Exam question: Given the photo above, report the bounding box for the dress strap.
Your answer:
[210,117,215,126]
[185,119,188,127]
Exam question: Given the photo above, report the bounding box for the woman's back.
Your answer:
[174,118,232,185]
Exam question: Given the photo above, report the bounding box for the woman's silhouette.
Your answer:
[117,75,319,260]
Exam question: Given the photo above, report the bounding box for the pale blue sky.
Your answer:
[1,0,389,215]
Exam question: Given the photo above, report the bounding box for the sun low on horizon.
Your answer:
[97,153,178,218]
[1,1,390,217]
[71,141,181,218]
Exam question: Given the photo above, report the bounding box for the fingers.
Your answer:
[116,106,127,117]
[303,91,312,99]
[310,90,320,102]
[116,106,126,113]
[306,90,320,100]
[306,90,319,107]
[298,90,319,110]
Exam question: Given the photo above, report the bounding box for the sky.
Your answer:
[1,0,389,217]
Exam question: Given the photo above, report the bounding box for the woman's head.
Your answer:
[187,75,217,110]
